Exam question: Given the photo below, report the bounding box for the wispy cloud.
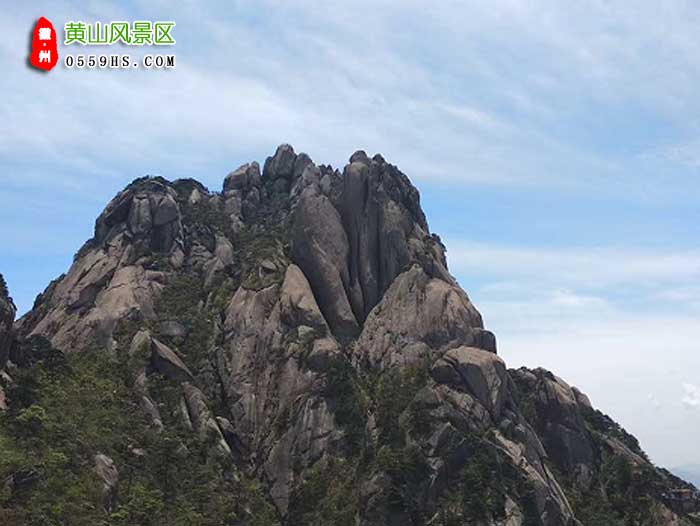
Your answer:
[4,1,700,196]
[683,384,700,409]
[2,0,700,471]
[447,241,700,292]
[550,289,608,308]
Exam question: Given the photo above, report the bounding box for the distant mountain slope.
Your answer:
[673,467,700,488]
[1,145,698,525]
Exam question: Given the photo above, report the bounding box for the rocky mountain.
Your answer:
[1,145,698,526]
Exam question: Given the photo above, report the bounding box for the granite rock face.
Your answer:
[6,145,695,526]
[511,368,597,489]
[219,263,343,512]
[16,178,179,352]
[510,367,699,524]
[290,148,459,343]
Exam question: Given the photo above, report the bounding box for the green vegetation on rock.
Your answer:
[0,338,278,526]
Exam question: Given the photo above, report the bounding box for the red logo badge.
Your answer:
[29,17,59,71]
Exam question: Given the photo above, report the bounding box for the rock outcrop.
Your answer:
[150,336,194,382]
[94,453,119,511]
[511,368,597,488]
[290,147,461,344]
[3,145,695,526]
[220,263,343,512]
[511,367,695,525]
[431,346,508,417]
[15,179,178,352]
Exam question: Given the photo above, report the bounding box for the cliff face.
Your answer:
[1,146,696,526]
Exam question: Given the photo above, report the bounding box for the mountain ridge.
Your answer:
[673,467,700,489]
[0,144,698,525]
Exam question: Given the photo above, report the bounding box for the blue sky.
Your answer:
[1,1,700,470]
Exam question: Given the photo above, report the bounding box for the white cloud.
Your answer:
[447,241,700,292]
[2,0,700,473]
[550,289,608,308]
[682,384,700,409]
[434,102,510,133]
[4,0,700,198]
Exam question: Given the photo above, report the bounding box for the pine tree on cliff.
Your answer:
[0,274,8,299]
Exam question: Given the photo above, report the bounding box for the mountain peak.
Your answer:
[4,147,697,525]
[19,146,474,355]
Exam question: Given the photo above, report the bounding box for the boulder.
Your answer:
[129,329,152,356]
[349,150,371,165]
[151,193,179,226]
[263,144,297,180]
[293,152,313,179]
[223,162,262,192]
[140,394,163,430]
[432,346,508,418]
[357,265,484,368]
[278,264,328,331]
[150,337,193,382]
[94,454,118,510]
[182,382,231,457]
